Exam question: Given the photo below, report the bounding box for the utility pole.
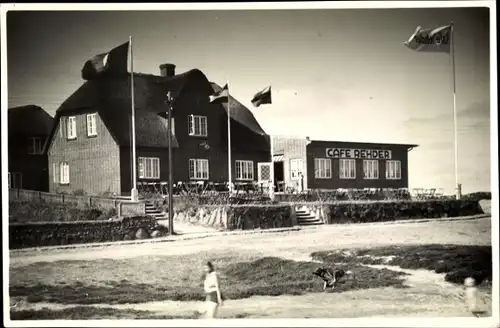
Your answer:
[166,91,174,235]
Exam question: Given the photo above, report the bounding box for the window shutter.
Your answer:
[188,115,194,135]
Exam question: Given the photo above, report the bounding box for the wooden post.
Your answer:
[89,196,92,208]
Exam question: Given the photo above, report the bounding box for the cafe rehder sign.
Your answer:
[326,148,392,160]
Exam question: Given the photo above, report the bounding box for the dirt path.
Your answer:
[9,217,491,267]
[8,217,493,319]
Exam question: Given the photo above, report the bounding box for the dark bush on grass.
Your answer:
[323,199,483,224]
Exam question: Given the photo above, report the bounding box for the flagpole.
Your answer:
[130,36,138,201]
[451,22,460,199]
[270,134,275,201]
[227,82,233,194]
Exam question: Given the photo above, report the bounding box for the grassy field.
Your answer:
[9,217,493,319]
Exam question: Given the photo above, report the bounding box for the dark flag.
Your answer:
[81,42,129,80]
[403,24,452,53]
[251,86,272,107]
[209,84,229,104]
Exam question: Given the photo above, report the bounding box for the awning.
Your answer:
[273,154,284,162]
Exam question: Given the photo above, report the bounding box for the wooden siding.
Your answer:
[306,141,410,189]
[48,111,121,195]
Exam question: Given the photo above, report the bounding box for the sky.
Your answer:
[4,5,493,194]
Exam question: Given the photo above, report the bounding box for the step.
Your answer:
[297,218,321,223]
[298,221,323,226]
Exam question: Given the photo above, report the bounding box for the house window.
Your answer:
[290,159,304,180]
[363,160,379,179]
[188,115,208,137]
[386,160,402,179]
[314,158,332,179]
[28,137,43,154]
[189,159,209,180]
[339,159,356,179]
[138,157,160,179]
[60,162,70,184]
[86,113,97,137]
[67,116,77,139]
[236,160,254,181]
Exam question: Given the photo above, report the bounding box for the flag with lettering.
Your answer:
[209,84,229,104]
[251,86,272,107]
[403,24,452,53]
[81,42,130,80]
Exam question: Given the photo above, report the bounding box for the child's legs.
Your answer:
[204,301,219,318]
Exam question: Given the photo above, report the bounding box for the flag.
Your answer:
[403,24,452,53]
[209,84,229,104]
[81,42,129,80]
[251,86,272,107]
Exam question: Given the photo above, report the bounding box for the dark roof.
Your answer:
[48,70,212,149]
[46,68,269,152]
[310,139,419,150]
[8,105,54,136]
[210,83,267,136]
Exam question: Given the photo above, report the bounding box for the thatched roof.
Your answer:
[210,83,267,136]
[46,68,270,152]
[8,105,53,137]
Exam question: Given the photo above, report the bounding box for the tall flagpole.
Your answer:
[227,82,233,194]
[130,36,138,201]
[270,134,275,201]
[451,22,460,200]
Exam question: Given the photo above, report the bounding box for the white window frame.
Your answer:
[86,113,97,137]
[189,159,209,180]
[28,137,43,155]
[314,158,332,179]
[236,160,254,181]
[363,160,379,179]
[290,159,304,180]
[67,116,77,140]
[339,159,356,179]
[386,160,402,180]
[138,157,160,179]
[188,115,208,137]
[60,162,70,185]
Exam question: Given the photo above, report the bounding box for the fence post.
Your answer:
[89,196,92,208]
[17,187,20,199]
[62,194,65,204]
[117,202,122,217]
[39,191,42,201]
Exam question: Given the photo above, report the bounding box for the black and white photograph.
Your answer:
[1,1,498,327]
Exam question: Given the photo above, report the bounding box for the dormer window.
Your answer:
[28,137,43,155]
[188,115,207,137]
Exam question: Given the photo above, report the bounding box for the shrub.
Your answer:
[323,199,483,224]
[72,189,87,196]
[226,204,292,230]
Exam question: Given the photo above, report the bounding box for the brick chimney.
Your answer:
[160,64,176,77]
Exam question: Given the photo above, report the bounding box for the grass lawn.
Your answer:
[312,244,492,286]
[10,245,491,308]
[10,250,407,305]
[10,307,196,320]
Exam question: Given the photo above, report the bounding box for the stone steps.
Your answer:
[295,208,323,226]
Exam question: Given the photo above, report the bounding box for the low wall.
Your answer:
[9,188,145,216]
[290,199,484,224]
[173,204,293,230]
[9,216,163,249]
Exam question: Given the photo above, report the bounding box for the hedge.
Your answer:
[9,201,117,224]
[9,216,163,249]
[322,199,484,224]
[174,204,293,230]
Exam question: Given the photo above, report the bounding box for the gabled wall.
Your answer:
[48,111,121,195]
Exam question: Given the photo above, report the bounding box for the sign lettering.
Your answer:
[325,148,392,160]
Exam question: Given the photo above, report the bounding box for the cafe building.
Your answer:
[272,136,418,191]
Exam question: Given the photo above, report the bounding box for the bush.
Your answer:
[8,201,112,224]
[72,189,87,196]
[226,204,292,230]
[462,192,492,201]
[323,199,483,224]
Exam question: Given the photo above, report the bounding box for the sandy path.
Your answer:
[8,217,493,319]
[9,217,491,267]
